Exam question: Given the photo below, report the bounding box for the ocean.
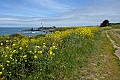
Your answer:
[0,27,46,36]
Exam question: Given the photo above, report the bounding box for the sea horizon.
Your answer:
[0,27,46,36]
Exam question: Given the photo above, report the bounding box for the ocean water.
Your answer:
[0,27,46,36]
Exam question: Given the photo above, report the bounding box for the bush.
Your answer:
[100,20,109,27]
[10,33,23,38]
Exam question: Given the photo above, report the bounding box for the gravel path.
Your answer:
[106,29,120,60]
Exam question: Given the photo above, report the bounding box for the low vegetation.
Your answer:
[107,31,120,47]
[0,26,120,80]
[117,31,120,34]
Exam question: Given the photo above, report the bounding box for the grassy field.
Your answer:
[107,31,120,47]
[110,24,120,29]
[117,31,120,34]
[0,26,120,80]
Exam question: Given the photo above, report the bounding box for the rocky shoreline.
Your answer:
[21,26,56,33]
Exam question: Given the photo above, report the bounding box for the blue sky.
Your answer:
[0,0,120,27]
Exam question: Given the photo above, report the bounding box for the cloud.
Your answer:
[0,14,120,27]
[0,0,120,27]
[32,0,71,12]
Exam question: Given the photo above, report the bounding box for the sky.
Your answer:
[0,0,120,27]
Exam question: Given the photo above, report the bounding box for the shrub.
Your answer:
[10,33,23,38]
[100,20,109,27]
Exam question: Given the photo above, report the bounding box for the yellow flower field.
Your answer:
[0,27,99,79]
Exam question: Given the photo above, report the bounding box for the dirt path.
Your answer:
[106,29,120,60]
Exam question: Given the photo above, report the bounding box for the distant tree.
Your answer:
[52,26,56,28]
[100,20,109,27]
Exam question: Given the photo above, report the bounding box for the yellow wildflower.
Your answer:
[35,46,40,48]
[15,60,17,62]
[7,64,9,66]
[43,45,46,48]
[38,51,42,54]
[34,50,37,53]
[13,50,16,53]
[29,50,32,53]
[52,46,57,49]
[49,51,53,55]
[0,43,3,46]
[43,43,46,45]
[6,46,9,49]
[10,54,13,59]
[23,55,27,58]
[9,72,11,74]
[0,72,2,75]
[12,44,16,46]
[5,55,7,57]
[25,60,27,62]
[19,47,22,50]
[6,60,10,63]
[0,64,3,67]
[6,40,9,43]
[50,47,53,50]
[52,53,55,56]
[26,45,28,48]
[52,46,56,49]
[34,55,38,59]
[2,68,4,70]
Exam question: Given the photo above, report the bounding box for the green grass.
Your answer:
[25,33,99,80]
[79,30,120,79]
[117,31,120,34]
[1,27,120,80]
[108,31,120,47]
[27,29,120,80]
[110,24,120,29]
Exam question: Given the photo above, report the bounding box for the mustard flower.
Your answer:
[0,72,2,75]
[23,55,27,58]
[2,67,4,70]
[6,46,9,49]
[52,46,57,49]
[13,50,16,53]
[52,53,55,56]
[7,64,9,66]
[43,43,46,45]
[0,43,3,46]
[12,44,16,46]
[5,55,7,57]
[52,46,56,49]
[34,55,38,59]
[6,60,10,63]
[35,46,40,48]
[43,45,46,48]
[49,51,53,55]
[19,47,22,50]
[38,51,42,54]
[10,54,13,59]
[25,60,27,62]
[0,64,3,67]
[26,45,28,48]
[29,50,32,53]
[15,60,17,62]
[6,40,9,43]
[34,50,37,53]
